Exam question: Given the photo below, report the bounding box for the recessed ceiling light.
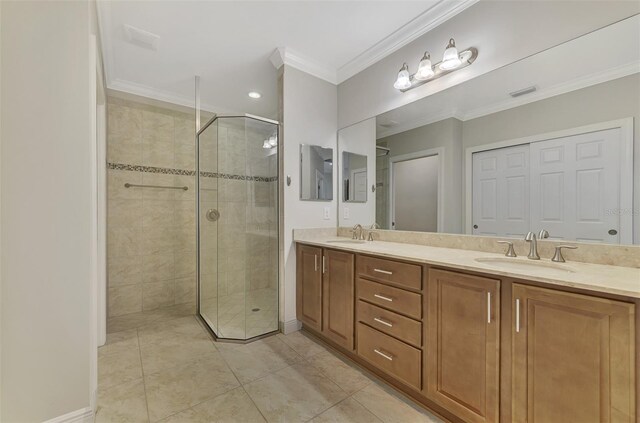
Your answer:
[248,91,262,99]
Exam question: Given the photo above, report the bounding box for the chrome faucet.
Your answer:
[352,224,364,240]
[368,223,381,241]
[524,232,540,260]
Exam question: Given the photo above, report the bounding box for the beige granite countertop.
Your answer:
[294,231,640,299]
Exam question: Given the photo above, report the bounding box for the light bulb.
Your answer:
[440,38,462,70]
[268,135,277,147]
[393,63,411,90]
[414,52,434,81]
[262,140,271,149]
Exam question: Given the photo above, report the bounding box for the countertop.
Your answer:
[294,233,640,299]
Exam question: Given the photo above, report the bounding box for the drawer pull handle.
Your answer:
[373,317,393,327]
[374,349,394,361]
[374,294,393,302]
[373,268,393,275]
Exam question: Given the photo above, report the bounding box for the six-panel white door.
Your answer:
[472,145,530,237]
[529,128,621,243]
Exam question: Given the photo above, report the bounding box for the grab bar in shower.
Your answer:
[124,183,188,191]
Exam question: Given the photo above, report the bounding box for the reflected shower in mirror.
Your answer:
[337,15,640,245]
[300,144,333,201]
[342,151,368,203]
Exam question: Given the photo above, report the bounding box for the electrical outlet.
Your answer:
[343,207,350,220]
[323,207,330,220]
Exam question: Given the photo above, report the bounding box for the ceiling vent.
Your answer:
[509,86,537,98]
[123,24,160,51]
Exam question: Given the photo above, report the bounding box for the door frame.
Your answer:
[389,147,444,232]
[464,118,634,243]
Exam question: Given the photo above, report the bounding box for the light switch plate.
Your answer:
[343,207,350,220]
[323,207,330,220]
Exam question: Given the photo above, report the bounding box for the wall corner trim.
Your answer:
[42,407,94,423]
[282,319,302,335]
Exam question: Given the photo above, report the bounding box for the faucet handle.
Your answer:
[551,245,578,263]
[497,241,517,257]
[538,229,549,239]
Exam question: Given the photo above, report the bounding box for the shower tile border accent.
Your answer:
[108,162,278,182]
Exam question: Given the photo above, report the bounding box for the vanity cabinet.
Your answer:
[511,284,635,423]
[296,245,355,350]
[426,269,500,423]
[296,244,323,332]
[295,242,637,423]
[322,249,355,350]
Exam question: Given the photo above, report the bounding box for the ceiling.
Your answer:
[98,0,477,118]
[376,14,640,138]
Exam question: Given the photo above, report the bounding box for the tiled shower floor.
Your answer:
[97,315,443,422]
[200,288,279,339]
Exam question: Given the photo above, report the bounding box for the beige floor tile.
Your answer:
[138,316,205,346]
[306,350,372,394]
[144,353,240,421]
[158,387,266,423]
[216,336,302,384]
[311,397,382,423]
[96,378,149,423]
[140,333,217,375]
[352,384,443,423]
[276,330,327,359]
[99,347,144,391]
[244,362,347,423]
[99,328,139,357]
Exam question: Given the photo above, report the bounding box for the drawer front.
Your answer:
[357,278,422,320]
[357,300,421,348]
[357,255,422,290]
[357,323,421,390]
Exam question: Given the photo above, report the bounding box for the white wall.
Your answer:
[337,1,639,129]
[338,118,376,226]
[281,66,337,329]
[1,1,96,421]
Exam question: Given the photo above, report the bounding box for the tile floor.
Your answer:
[97,315,443,423]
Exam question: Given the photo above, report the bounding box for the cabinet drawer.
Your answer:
[357,300,421,348]
[357,255,422,290]
[357,323,421,390]
[357,278,422,320]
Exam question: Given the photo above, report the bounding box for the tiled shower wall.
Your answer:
[107,97,197,323]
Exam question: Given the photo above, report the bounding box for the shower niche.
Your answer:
[197,115,279,341]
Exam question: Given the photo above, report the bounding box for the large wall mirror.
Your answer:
[338,15,639,245]
[300,144,333,201]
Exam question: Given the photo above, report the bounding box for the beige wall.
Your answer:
[1,1,95,420]
[106,96,197,323]
[378,117,463,233]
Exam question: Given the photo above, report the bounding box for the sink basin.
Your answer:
[475,257,575,273]
[326,239,367,244]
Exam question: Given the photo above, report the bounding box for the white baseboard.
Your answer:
[43,407,94,423]
[282,319,302,334]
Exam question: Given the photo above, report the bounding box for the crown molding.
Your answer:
[337,0,480,84]
[462,60,640,121]
[376,62,640,139]
[270,47,338,84]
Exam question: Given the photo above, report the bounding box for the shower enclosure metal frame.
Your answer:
[195,113,280,343]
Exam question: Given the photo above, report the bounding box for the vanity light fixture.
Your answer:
[394,38,478,92]
[393,63,411,90]
[263,134,277,149]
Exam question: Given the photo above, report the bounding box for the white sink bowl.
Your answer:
[475,257,575,274]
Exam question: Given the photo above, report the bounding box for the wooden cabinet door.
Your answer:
[296,244,323,332]
[426,269,500,423]
[322,249,355,350]
[512,284,635,423]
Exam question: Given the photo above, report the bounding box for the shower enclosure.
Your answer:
[197,115,279,341]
